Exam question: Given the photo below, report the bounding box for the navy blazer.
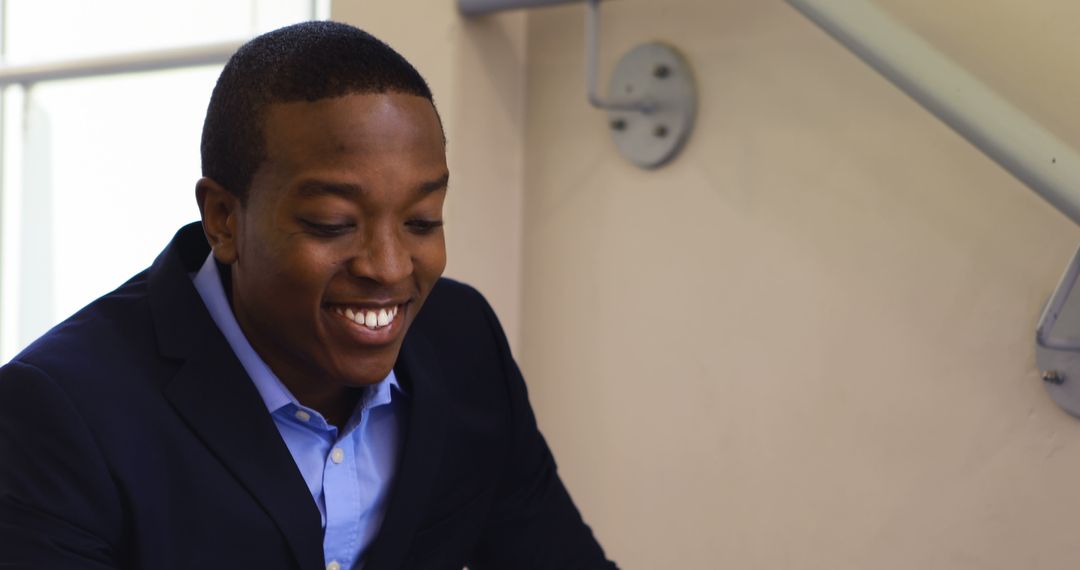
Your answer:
[0,222,616,570]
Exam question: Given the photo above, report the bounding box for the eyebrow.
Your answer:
[295,172,450,199]
[296,181,361,200]
[419,172,450,194]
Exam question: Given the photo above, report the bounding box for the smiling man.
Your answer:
[0,21,617,570]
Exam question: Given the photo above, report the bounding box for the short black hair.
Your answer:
[200,20,436,201]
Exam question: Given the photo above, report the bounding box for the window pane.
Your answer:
[0,1,318,362]
[7,66,220,354]
[5,0,312,62]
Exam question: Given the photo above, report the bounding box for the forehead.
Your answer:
[259,92,446,177]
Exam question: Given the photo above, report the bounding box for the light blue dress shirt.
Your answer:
[192,254,405,570]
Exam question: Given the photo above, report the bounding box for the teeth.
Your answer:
[336,304,401,330]
[332,302,401,330]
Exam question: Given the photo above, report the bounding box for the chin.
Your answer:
[337,358,397,386]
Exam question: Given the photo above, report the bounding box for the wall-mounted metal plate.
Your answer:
[606,42,696,169]
[1036,244,1080,418]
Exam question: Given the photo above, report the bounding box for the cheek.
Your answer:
[250,243,339,306]
[417,239,447,283]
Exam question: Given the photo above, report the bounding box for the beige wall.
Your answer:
[341,0,1080,568]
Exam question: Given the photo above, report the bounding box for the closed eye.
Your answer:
[298,219,355,237]
[406,219,444,234]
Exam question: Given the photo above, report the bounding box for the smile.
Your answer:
[331,304,402,331]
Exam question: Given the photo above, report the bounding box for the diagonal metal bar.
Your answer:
[785,0,1080,227]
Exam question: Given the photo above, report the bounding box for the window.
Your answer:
[0,0,329,361]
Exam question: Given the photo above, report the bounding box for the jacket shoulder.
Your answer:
[7,271,157,387]
[426,277,490,310]
[412,277,504,344]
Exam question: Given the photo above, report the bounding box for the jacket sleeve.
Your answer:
[468,299,618,570]
[0,360,124,569]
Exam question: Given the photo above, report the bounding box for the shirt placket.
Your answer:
[323,430,361,570]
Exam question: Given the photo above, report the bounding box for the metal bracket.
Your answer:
[603,43,696,169]
[584,0,654,113]
[1035,244,1080,417]
[586,0,697,168]
[458,0,698,169]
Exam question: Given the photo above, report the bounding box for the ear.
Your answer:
[195,177,241,265]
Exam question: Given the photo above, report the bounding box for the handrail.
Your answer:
[784,0,1080,227]
[457,0,579,15]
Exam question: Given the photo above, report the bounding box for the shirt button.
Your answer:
[327,562,341,570]
[294,410,311,422]
[331,448,345,464]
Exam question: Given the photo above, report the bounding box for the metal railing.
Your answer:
[785,0,1080,227]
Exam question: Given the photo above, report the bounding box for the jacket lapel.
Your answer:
[164,335,326,570]
[363,331,448,570]
[150,223,325,570]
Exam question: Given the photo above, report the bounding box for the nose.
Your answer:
[346,225,413,285]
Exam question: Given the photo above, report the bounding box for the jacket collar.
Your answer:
[150,222,325,570]
[362,330,448,570]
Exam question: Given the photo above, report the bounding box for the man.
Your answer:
[0,21,617,570]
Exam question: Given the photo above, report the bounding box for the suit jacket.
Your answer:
[0,222,616,570]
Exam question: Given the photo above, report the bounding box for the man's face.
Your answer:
[220,92,447,390]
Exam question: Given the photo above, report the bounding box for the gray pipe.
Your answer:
[785,0,1080,226]
[458,0,581,16]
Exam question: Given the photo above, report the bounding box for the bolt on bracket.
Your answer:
[1036,244,1080,417]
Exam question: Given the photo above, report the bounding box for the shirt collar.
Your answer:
[191,253,399,415]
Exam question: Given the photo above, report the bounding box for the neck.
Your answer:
[223,262,362,430]
[298,385,363,430]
